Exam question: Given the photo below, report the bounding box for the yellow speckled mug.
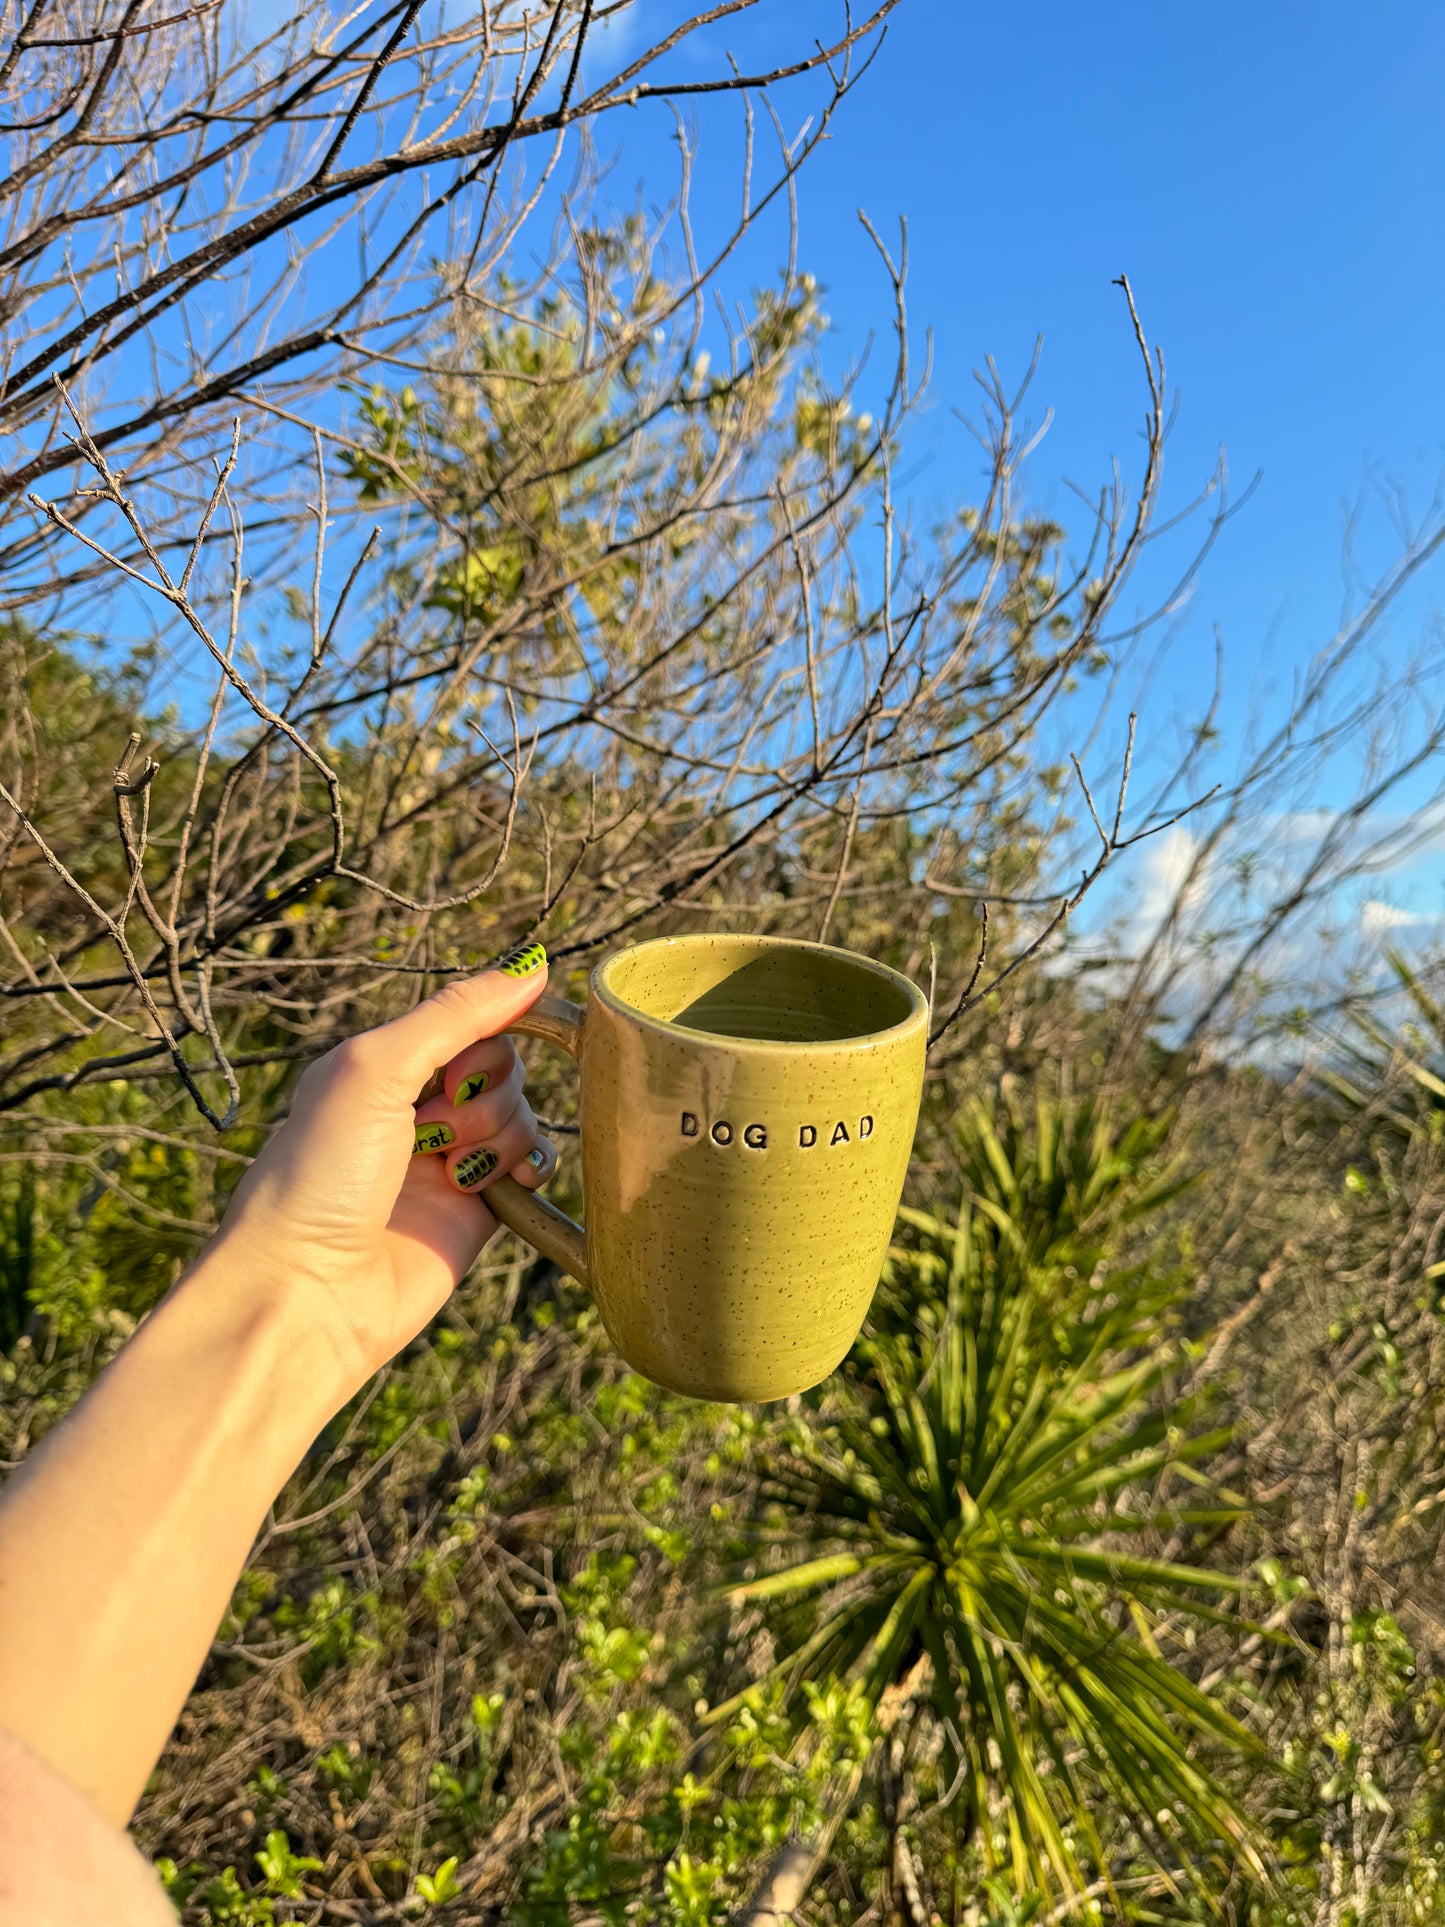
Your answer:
[483,934,928,1402]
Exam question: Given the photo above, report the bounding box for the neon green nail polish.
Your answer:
[454,1072,490,1106]
[493,939,546,978]
[454,1146,498,1189]
[414,1121,455,1155]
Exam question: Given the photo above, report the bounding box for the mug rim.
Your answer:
[590,933,929,1054]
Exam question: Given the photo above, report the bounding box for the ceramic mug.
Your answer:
[479,934,928,1402]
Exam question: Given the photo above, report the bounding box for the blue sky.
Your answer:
[77,0,1445,990]
[593,0,1444,723]
[131,0,1445,785]
[570,0,1445,969]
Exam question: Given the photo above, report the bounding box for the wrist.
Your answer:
[0,1232,358,1825]
[173,1238,361,1429]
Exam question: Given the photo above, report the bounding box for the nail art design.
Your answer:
[493,939,546,978]
[454,1072,490,1106]
[414,1121,455,1155]
[454,1146,499,1189]
[525,1146,547,1170]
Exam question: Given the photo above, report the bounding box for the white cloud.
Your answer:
[1133,825,1209,932]
[1267,806,1445,862]
[1269,809,1340,846]
[1361,900,1439,937]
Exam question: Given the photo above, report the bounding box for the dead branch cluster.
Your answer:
[0,0,1205,1145]
[3,0,1444,1178]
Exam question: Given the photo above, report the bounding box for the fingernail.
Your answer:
[414,1121,455,1155]
[493,939,546,979]
[454,1147,499,1189]
[525,1146,547,1170]
[454,1072,490,1106]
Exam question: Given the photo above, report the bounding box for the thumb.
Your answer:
[359,943,550,1096]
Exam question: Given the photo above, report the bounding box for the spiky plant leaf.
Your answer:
[721,1097,1269,1903]
[1320,949,1445,1138]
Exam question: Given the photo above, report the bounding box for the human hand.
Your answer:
[0,943,561,1832]
[210,943,557,1396]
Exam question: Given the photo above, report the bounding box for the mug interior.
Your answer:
[598,936,919,1045]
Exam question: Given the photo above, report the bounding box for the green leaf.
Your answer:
[415,1855,462,1906]
[725,1098,1267,1898]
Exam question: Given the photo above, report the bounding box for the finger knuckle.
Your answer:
[295,1053,330,1096]
[298,1038,363,1096]
[430,979,489,1029]
[332,1030,378,1073]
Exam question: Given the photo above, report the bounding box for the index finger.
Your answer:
[353,943,548,1096]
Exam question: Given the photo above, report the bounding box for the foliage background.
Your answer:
[3,5,1445,1924]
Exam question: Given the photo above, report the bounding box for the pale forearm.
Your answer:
[0,1253,349,1826]
[0,958,550,1836]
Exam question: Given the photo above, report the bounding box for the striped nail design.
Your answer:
[454,1072,490,1106]
[525,1146,547,1170]
[414,1121,455,1155]
[454,1147,499,1189]
[493,940,546,978]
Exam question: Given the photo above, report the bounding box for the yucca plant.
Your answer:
[1315,947,1445,1327]
[723,1097,1270,1905]
[1319,950,1445,1142]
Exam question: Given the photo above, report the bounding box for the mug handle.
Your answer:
[473,991,592,1290]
